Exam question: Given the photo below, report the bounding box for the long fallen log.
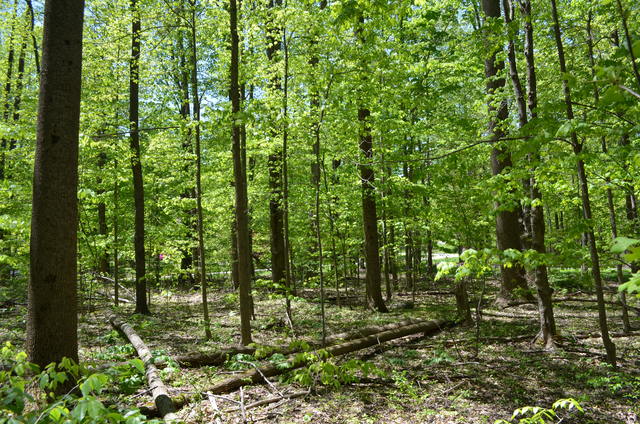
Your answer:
[173,318,430,368]
[109,315,178,421]
[142,319,453,416]
[209,319,453,394]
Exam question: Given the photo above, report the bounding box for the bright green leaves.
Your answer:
[611,237,640,296]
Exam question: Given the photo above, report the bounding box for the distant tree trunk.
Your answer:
[25,0,40,75]
[265,0,286,292]
[0,0,18,181]
[550,0,616,366]
[97,152,109,274]
[189,0,211,340]
[587,19,631,334]
[615,0,640,90]
[481,0,528,302]
[506,0,556,347]
[27,0,84,367]
[176,21,196,288]
[129,0,149,315]
[230,214,240,290]
[230,0,252,345]
[114,159,120,306]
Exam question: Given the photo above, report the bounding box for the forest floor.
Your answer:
[2,273,640,423]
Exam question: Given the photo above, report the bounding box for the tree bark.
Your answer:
[27,0,84,368]
[506,0,556,347]
[265,0,286,292]
[109,316,177,420]
[481,0,528,302]
[550,0,616,366]
[230,0,252,345]
[189,0,211,340]
[586,16,631,334]
[129,0,149,314]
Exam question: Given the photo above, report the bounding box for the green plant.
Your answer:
[289,352,384,389]
[494,398,583,424]
[0,342,160,424]
[611,237,640,296]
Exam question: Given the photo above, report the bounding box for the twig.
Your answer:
[225,390,310,413]
[237,360,283,397]
[441,380,467,396]
[206,392,223,424]
[239,387,247,423]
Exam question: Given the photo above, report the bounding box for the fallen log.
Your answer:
[208,318,453,394]
[142,319,453,416]
[173,318,430,368]
[109,315,178,421]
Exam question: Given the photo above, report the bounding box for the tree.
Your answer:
[129,0,149,314]
[481,0,529,303]
[549,0,616,366]
[230,0,252,345]
[356,12,387,314]
[27,0,85,367]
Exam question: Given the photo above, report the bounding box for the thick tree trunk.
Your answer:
[359,107,388,313]
[230,0,252,345]
[27,0,84,368]
[481,0,528,302]
[109,316,177,420]
[550,0,616,366]
[129,0,149,315]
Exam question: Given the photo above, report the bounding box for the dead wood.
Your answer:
[143,319,453,415]
[225,390,310,412]
[172,318,431,368]
[109,315,178,421]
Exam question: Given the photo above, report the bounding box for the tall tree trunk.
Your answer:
[265,0,286,292]
[550,0,616,366]
[358,106,387,312]
[114,159,120,306]
[97,152,109,274]
[230,0,252,345]
[27,0,84,367]
[481,0,528,302]
[504,0,556,347]
[356,13,387,313]
[130,0,149,314]
[615,0,640,90]
[0,0,18,181]
[587,18,631,333]
[190,0,211,340]
[176,21,196,287]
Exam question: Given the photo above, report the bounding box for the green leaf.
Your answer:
[611,237,639,254]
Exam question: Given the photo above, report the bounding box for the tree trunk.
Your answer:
[481,0,528,302]
[189,0,211,340]
[129,0,149,315]
[97,152,109,274]
[506,0,556,347]
[265,0,286,292]
[27,0,84,368]
[586,18,631,334]
[230,0,252,345]
[550,0,616,366]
